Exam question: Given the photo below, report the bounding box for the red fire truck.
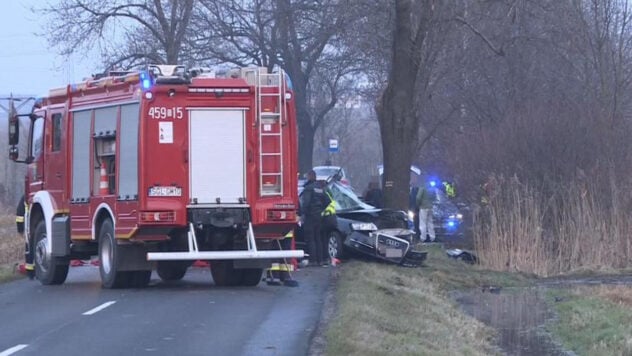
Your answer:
[7,65,303,288]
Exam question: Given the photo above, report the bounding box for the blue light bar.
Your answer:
[140,71,152,90]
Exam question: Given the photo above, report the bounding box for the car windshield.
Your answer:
[328,182,374,211]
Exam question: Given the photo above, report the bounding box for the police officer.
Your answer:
[300,170,328,266]
[16,195,34,279]
[320,184,337,264]
[443,181,456,199]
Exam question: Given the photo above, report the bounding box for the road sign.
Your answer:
[329,139,338,153]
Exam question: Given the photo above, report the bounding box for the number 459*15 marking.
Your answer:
[148,107,184,120]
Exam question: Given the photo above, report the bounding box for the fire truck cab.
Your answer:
[8,65,303,288]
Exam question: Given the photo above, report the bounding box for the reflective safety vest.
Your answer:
[322,191,336,216]
[443,182,456,198]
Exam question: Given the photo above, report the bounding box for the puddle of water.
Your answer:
[453,287,571,356]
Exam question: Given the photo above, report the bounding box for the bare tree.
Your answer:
[195,0,363,173]
[38,0,196,68]
[375,0,457,210]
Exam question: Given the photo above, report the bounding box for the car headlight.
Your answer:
[351,222,378,231]
[456,213,463,220]
[449,214,464,220]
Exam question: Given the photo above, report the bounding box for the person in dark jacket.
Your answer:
[299,170,328,266]
[364,181,383,208]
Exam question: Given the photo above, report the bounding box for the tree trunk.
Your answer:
[376,0,430,210]
[298,121,315,174]
[289,70,315,174]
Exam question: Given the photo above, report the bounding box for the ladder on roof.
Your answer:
[248,68,285,197]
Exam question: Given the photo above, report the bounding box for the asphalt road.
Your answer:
[0,265,331,356]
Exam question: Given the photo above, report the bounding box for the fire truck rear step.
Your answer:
[146,223,304,261]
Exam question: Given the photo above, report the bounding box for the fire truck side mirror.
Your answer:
[8,114,19,146]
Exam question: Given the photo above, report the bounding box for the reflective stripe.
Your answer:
[15,217,24,223]
[284,231,294,239]
[24,264,34,271]
[269,263,294,272]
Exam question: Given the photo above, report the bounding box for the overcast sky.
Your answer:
[0,1,98,97]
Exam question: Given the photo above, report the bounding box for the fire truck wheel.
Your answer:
[156,261,188,281]
[33,220,69,285]
[129,270,152,288]
[211,260,243,286]
[98,219,129,289]
[240,268,263,286]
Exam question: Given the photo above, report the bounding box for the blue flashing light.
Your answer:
[447,221,455,228]
[140,71,152,90]
[285,73,294,91]
[429,180,437,187]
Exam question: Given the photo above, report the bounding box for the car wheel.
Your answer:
[327,231,346,259]
[99,219,130,289]
[33,220,69,285]
[157,261,188,281]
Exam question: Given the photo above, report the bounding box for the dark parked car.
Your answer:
[432,189,464,237]
[297,181,426,266]
[407,188,464,240]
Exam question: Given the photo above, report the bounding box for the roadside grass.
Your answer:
[421,244,532,290]
[0,214,23,283]
[326,245,531,356]
[547,286,632,356]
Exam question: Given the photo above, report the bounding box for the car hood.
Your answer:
[337,208,408,230]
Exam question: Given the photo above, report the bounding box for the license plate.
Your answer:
[148,186,182,197]
[385,248,403,258]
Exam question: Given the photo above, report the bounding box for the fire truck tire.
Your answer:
[240,268,263,286]
[98,219,130,289]
[211,260,243,286]
[33,220,69,285]
[129,270,152,288]
[156,261,188,281]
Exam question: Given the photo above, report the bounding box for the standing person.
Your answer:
[416,180,437,242]
[409,179,421,239]
[320,183,337,264]
[442,181,456,199]
[364,181,383,208]
[300,170,328,266]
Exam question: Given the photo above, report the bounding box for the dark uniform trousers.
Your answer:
[304,213,324,265]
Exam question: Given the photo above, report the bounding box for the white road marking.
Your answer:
[82,301,117,315]
[0,344,28,356]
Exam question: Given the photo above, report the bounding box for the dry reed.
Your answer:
[473,174,632,276]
